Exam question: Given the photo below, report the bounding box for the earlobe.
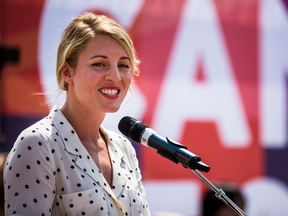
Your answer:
[61,62,73,84]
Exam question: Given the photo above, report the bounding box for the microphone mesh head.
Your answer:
[118,116,137,137]
[118,116,148,143]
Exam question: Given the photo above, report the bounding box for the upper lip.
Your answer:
[99,86,121,91]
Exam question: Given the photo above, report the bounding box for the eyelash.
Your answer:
[119,64,130,68]
[92,63,105,67]
[92,63,130,68]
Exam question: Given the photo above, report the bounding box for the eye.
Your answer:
[92,62,105,67]
[118,64,130,69]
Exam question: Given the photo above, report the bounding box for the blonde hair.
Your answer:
[56,12,140,91]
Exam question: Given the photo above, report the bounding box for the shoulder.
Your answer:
[10,116,59,153]
[4,117,60,178]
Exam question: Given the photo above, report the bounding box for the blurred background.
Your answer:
[1,0,288,215]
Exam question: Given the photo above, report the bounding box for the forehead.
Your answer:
[81,35,129,58]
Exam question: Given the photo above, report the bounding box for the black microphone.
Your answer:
[118,116,210,172]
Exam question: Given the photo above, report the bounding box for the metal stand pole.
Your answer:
[191,169,247,216]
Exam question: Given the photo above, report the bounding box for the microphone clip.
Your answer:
[156,137,210,173]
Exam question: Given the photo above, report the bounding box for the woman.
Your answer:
[4,12,151,216]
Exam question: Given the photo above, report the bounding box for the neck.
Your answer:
[60,100,106,143]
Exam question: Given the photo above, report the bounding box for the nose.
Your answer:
[105,64,121,82]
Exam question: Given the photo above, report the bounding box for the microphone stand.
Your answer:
[191,169,247,216]
[154,137,247,215]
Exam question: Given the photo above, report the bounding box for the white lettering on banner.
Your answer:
[151,0,251,147]
[260,0,288,148]
[39,0,147,131]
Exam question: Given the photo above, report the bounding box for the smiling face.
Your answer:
[63,35,132,114]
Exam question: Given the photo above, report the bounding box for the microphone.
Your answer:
[118,116,210,172]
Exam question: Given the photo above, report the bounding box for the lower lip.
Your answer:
[99,92,120,99]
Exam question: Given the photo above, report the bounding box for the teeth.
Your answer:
[100,89,118,96]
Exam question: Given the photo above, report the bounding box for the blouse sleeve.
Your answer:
[4,129,56,216]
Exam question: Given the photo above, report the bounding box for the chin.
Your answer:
[106,110,119,113]
[104,106,121,113]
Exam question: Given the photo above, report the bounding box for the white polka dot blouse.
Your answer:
[4,106,151,216]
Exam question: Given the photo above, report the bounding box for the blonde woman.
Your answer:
[4,12,150,216]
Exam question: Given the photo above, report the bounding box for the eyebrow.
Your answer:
[89,55,131,61]
[89,55,107,60]
[120,56,131,61]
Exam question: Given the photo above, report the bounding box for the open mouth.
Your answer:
[99,89,120,96]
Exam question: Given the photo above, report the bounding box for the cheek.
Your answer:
[73,74,96,96]
[123,73,132,87]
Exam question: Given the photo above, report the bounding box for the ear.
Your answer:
[61,62,73,84]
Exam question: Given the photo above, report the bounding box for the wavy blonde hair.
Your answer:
[56,12,140,91]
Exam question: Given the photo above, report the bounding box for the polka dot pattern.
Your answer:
[3,106,150,216]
